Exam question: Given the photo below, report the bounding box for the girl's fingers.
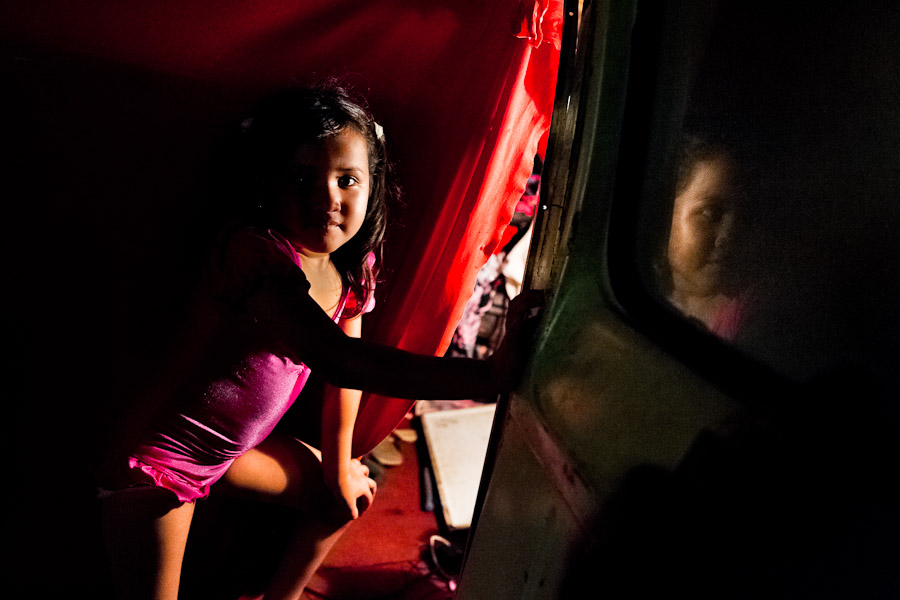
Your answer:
[355,480,376,516]
[361,477,376,504]
[509,289,545,318]
[351,458,370,477]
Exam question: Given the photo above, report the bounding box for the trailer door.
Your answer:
[460,1,900,597]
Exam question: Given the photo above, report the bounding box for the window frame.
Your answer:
[603,0,791,408]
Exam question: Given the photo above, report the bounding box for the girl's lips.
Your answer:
[305,213,341,228]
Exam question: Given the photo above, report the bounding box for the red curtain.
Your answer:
[350,1,562,454]
[1,0,562,454]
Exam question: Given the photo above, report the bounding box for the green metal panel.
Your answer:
[457,408,580,599]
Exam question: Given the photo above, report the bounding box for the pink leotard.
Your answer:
[116,226,373,503]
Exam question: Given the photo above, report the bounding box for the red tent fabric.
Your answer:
[351,2,562,454]
[1,0,561,454]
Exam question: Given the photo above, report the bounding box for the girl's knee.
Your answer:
[298,488,354,525]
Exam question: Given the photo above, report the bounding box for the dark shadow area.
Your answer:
[4,51,248,596]
[561,368,900,598]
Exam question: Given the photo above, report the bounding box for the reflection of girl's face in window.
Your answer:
[667,156,737,300]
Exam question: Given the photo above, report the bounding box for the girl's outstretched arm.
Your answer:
[247,272,540,400]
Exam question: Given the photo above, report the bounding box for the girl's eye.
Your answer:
[697,204,724,222]
[338,175,359,188]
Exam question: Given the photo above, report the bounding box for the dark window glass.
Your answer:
[638,2,900,383]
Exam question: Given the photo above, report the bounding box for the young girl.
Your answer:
[663,134,754,340]
[98,83,537,600]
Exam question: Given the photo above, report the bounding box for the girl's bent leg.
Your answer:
[218,434,358,600]
[264,514,351,600]
[100,487,195,600]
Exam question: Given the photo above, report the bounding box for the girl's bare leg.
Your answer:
[100,487,195,600]
[218,434,363,600]
[263,513,351,599]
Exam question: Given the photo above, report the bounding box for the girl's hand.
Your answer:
[325,458,377,520]
[487,289,545,392]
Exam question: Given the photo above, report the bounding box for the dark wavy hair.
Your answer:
[238,81,398,318]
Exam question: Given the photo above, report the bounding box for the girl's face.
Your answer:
[667,156,739,298]
[274,127,370,257]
